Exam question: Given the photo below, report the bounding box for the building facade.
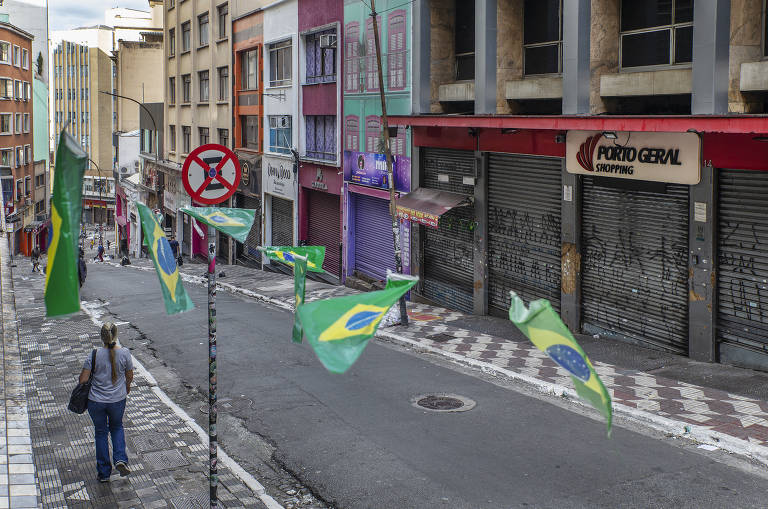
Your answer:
[389,0,768,372]
[342,0,413,286]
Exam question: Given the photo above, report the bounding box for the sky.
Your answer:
[48,0,150,32]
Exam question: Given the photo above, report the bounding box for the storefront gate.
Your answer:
[271,196,294,247]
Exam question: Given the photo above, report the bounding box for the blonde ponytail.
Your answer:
[100,322,119,384]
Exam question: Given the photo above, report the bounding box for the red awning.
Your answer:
[396,188,469,228]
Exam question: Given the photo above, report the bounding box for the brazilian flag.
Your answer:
[137,203,194,315]
[296,276,417,373]
[292,254,308,344]
[45,129,87,317]
[180,207,256,243]
[259,246,325,273]
[509,293,612,435]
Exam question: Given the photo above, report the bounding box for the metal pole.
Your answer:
[370,0,408,326]
[207,224,218,508]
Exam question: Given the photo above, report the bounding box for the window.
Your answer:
[169,125,176,152]
[455,1,475,80]
[21,49,28,70]
[23,82,30,101]
[12,45,19,67]
[389,126,406,157]
[35,200,44,215]
[15,146,22,168]
[344,115,359,151]
[218,3,228,39]
[198,13,209,47]
[169,28,176,56]
[169,77,176,104]
[305,29,336,84]
[620,0,693,68]
[0,114,10,134]
[344,22,361,93]
[269,39,292,87]
[35,174,44,187]
[523,0,562,75]
[218,128,228,148]
[199,127,209,145]
[15,179,21,200]
[24,151,30,171]
[182,126,191,153]
[365,115,381,153]
[218,66,228,100]
[0,149,11,166]
[181,22,191,52]
[0,79,9,99]
[182,74,191,102]
[14,113,21,134]
[268,115,291,154]
[199,70,209,101]
[14,80,21,100]
[241,49,258,90]
[241,116,258,150]
[388,11,407,89]
[365,17,382,91]
[0,42,9,63]
[22,113,29,133]
[169,0,175,7]
[305,115,336,161]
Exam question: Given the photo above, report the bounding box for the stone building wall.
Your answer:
[429,0,455,113]
[728,0,764,113]
[495,0,523,114]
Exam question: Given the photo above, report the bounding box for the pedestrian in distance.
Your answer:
[78,322,134,482]
[30,246,40,273]
[78,247,87,287]
[94,243,104,262]
[107,239,111,251]
[90,238,94,250]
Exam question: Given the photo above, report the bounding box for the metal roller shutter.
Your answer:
[581,178,689,353]
[271,196,293,246]
[717,169,768,357]
[421,148,475,313]
[354,193,396,281]
[240,195,261,266]
[307,190,341,276]
[488,153,562,313]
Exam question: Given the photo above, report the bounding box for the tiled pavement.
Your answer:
[7,254,274,506]
[114,256,768,466]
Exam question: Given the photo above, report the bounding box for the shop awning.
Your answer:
[23,220,49,233]
[396,188,470,228]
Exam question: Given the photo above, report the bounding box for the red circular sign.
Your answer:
[181,144,242,205]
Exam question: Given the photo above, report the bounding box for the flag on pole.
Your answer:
[509,293,612,435]
[45,129,87,317]
[259,246,326,273]
[296,275,417,373]
[292,254,308,344]
[179,207,256,243]
[137,202,194,315]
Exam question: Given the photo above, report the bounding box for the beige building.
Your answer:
[114,37,164,133]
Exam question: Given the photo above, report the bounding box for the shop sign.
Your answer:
[264,156,294,199]
[241,160,251,187]
[343,151,410,192]
[311,167,328,191]
[397,207,439,228]
[566,131,701,184]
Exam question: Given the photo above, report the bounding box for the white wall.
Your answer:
[117,131,140,177]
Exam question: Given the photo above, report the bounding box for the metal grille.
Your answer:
[581,178,689,353]
[240,195,262,266]
[354,193,396,281]
[487,153,562,313]
[307,189,341,276]
[717,169,768,355]
[270,195,293,246]
[422,148,475,313]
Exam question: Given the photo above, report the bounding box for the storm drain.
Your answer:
[426,333,455,343]
[143,449,190,470]
[411,393,476,413]
[131,433,171,453]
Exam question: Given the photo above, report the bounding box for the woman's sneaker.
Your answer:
[115,461,131,477]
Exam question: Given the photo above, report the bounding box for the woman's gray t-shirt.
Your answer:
[83,347,134,403]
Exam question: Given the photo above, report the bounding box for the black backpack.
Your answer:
[68,350,96,414]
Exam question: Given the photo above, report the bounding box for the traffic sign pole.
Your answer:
[207,225,218,508]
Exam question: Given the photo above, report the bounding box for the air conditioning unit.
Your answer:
[320,34,337,49]
[270,116,290,129]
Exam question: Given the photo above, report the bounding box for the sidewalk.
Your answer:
[113,256,768,467]
[6,248,280,507]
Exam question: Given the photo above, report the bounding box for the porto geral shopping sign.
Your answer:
[566,131,701,185]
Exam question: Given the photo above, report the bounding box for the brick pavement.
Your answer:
[112,256,768,466]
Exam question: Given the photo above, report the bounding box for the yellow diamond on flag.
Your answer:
[318,303,390,342]
[203,211,245,227]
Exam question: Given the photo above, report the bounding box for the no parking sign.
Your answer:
[181,144,241,205]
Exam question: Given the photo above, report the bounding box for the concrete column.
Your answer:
[560,166,581,332]
[473,151,488,315]
[688,164,716,362]
[412,146,424,294]
[474,0,497,114]
[692,0,731,114]
[412,0,431,115]
[562,0,591,114]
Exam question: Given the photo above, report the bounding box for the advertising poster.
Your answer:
[343,151,410,192]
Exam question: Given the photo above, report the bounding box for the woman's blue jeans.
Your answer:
[87,398,127,479]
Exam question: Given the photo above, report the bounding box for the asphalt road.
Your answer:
[81,263,768,509]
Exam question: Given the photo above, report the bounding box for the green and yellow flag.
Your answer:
[137,202,194,315]
[509,293,612,434]
[259,246,326,273]
[296,276,417,373]
[45,130,87,317]
[180,207,256,243]
[292,254,308,344]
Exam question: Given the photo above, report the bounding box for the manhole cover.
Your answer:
[411,393,476,413]
[143,449,190,470]
[131,433,171,453]
[170,491,208,509]
[426,333,455,343]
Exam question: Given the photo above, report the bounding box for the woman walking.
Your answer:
[79,322,134,482]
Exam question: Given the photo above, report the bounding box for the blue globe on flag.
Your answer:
[156,238,177,275]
